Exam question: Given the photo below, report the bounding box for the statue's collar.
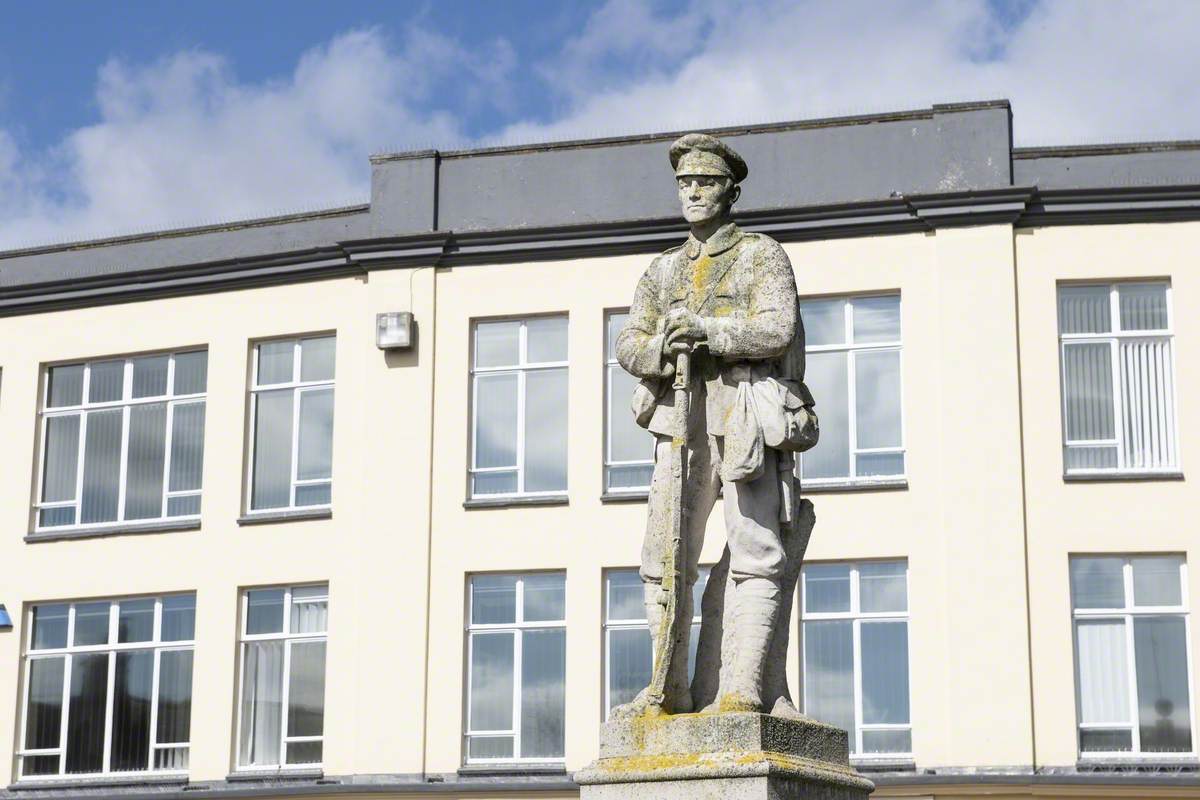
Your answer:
[684,221,743,260]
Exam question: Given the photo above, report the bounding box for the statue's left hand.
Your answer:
[664,308,706,344]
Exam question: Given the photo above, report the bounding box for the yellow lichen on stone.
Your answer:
[597,752,709,773]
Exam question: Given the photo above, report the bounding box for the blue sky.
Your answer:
[1,0,1197,248]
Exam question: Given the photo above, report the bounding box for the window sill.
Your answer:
[600,490,649,503]
[10,773,188,790]
[457,763,567,777]
[1064,471,1184,483]
[237,508,332,525]
[463,495,568,510]
[851,757,916,773]
[226,768,324,782]
[802,478,908,493]
[25,518,200,543]
[1077,757,1199,772]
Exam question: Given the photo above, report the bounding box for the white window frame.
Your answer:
[234,584,329,772]
[800,561,912,760]
[1071,556,1195,761]
[1058,282,1179,476]
[603,310,654,495]
[245,337,335,514]
[468,317,569,500]
[17,595,196,780]
[464,573,566,765]
[34,352,207,532]
[800,295,905,487]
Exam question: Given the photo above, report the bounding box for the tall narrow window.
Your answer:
[248,336,335,512]
[603,568,709,716]
[799,296,904,485]
[17,595,196,779]
[470,318,568,498]
[802,561,910,758]
[604,312,654,494]
[1071,555,1193,757]
[1058,283,1177,475]
[36,351,208,530]
[465,573,566,763]
[237,585,328,769]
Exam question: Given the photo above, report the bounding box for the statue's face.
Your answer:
[678,174,734,224]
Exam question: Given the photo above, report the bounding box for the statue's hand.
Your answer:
[664,308,706,343]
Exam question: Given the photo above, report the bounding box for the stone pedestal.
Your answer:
[575,712,873,800]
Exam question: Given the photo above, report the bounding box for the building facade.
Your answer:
[2,100,1199,798]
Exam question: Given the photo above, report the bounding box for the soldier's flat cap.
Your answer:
[669,133,748,184]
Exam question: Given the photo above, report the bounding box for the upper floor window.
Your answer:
[604,312,653,494]
[470,318,568,499]
[237,585,329,769]
[799,296,904,485]
[1058,283,1177,475]
[36,351,208,531]
[802,561,910,758]
[247,337,335,512]
[1071,555,1193,757]
[18,595,196,779]
[465,573,565,763]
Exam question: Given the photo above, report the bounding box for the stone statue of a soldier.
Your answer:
[614,133,817,719]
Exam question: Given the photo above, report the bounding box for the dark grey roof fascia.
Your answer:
[1014,139,1200,158]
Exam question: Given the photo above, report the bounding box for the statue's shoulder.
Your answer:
[655,243,686,260]
[645,243,685,275]
[740,230,790,265]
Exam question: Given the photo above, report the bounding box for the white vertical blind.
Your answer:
[1076,619,1130,724]
[1120,338,1176,469]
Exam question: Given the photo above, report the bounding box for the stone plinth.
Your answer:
[575,712,874,799]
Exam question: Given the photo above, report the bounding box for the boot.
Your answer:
[719,577,781,713]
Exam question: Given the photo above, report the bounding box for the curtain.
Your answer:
[1059,285,1111,334]
[131,356,169,399]
[256,341,294,385]
[80,409,122,523]
[524,369,568,492]
[24,657,65,751]
[41,415,80,504]
[124,403,167,520]
[239,641,284,766]
[469,632,514,733]
[88,361,124,403]
[110,651,153,771]
[1075,619,1130,724]
[169,403,205,493]
[251,390,293,509]
[608,628,651,712]
[156,650,194,748]
[801,352,849,479]
[803,620,855,743]
[296,389,334,481]
[172,352,208,395]
[520,629,565,758]
[1120,338,1176,469]
[65,653,109,773]
[473,373,518,494]
[48,364,84,407]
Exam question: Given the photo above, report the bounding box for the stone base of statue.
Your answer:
[575,712,874,800]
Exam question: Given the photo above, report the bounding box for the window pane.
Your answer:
[801,351,849,480]
[290,587,328,634]
[860,562,907,612]
[1063,341,1116,446]
[42,415,80,504]
[173,351,208,395]
[1075,619,1130,724]
[852,296,900,343]
[1119,338,1176,470]
[607,571,645,622]
[73,602,111,646]
[48,364,84,407]
[520,629,566,758]
[110,650,154,772]
[609,367,652,463]
[168,403,205,493]
[65,653,109,774]
[300,337,336,382]
[154,748,189,771]
[472,576,517,625]
[524,368,567,493]
[124,403,168,521]
[88,361,125,403]
[803,620,855,748]
[475,321,520,368]
[80,409,122,523]
[468,736,513,760]
[256,341,294,385]
[526,317,568,363]
[861,621,909,725]
[1132,557,1183,608]
[22,754,61,777]
[296,388,334,481]
[855,349,901,450]
[1081,728,1132,753]
[1059,285,1111,334]
[1065,444,1118,471]
[286,741,322,765]
[157,651,193,745]
[239,641,284,766]
[523,575,566,622]
[469,632,514,731]
[287,641,327,738]
[251,389,294,510]
[862,729,911,754]
[1134,616,1192,753]
[607,464,654,491]
[608,628,651,712]
[800,299,845,346]
[606,313,628,362]
[474,373,518,471]
[162,596,196,642]
[804,564,851,613]
[117,598,155,643]
[1119,283,1168,331]
[855,452,905,477]
[167,495,201,517]
[131,356,169,399]
[24,657,65,749]
[39,507,76,528]
[32,605,69,650]
[246,589,285,635]
[1071,557,1125,609]
[295,483,331,506]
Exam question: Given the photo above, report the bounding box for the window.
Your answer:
[470,318,568,498]
[603,568,709,716]
[799,296,904,485]
[237,585,328,769]
[17,595,196,779]
[247,337,335,512]
[1058,283,1177,475]
[36,351,208,530]
[1071,556,1193,757]
[802,561,910,757]
[605,312,654,494]
[465,573,565,763]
